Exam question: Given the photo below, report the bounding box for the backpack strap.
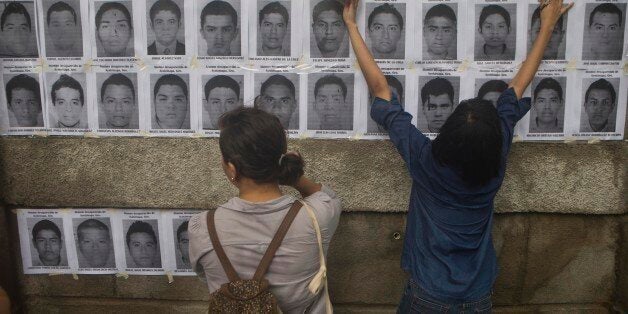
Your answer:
[206,210,240,281]
[253,201,303,280]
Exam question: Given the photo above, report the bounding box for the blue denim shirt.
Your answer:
[371,88,530,302]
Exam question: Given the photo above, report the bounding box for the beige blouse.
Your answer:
[188,186,341,313]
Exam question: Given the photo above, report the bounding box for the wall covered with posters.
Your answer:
[0,0,625,140]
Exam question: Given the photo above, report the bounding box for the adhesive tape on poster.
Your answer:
[116,272,129,279]
[563,137,577,144]
[72,273,79,280]
[33,131,49,137]
[587,138,601,144]
[83,132,100,139]
[135,56,147,71]
[139,130,152,138]
[512,135,522,143]
[84,59,93,72]
[457,60,470,72]
[166,271,174,283]
[190,56,199,70]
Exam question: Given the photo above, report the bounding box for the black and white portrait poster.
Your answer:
[70,209,118,274]
[415,69,463,138]
[253,71,301,134]
[469,0,526,66]
[306,68,359,138]
[147,70,197,136]
[249,0,302,62]
[2,66,46,134]
[525,0,568,62]
[195,0,246,61]
[89,0,141,60]
[44,71,91,135]
[161,210,202,275]
[362,0,412,63]
[522,69,570,140]
[305,0,351,62]
[0,1,39,59]
[570,69,626,140]
[37,0,89,59]
[472,67,516,108]
[362,67,412,139]
[116,210,165,275]
[199,66,250,136]
[17,209,72,274]
[92,65,144,136]
[141,0,188,60]
[417,0,464,63]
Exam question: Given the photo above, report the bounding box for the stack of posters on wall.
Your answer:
[0,0,625,141]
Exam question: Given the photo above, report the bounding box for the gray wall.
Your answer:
[0,138,626,313]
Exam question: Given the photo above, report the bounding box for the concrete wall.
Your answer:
[0,137,626,313]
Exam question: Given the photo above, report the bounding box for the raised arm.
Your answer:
[509,0,573,99]
[343,0,391,101]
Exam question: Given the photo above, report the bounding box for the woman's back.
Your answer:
[189,187,340,313]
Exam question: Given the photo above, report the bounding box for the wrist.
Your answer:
[540,22,555,32]
[345,22,358,31]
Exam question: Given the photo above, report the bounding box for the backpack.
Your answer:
[205,201,303,314]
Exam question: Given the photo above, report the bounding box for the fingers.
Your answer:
[561,2,574,14]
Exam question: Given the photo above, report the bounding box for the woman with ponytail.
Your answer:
[188,107,340,313]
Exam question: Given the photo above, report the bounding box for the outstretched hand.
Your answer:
[539,0,574,29]
[343,0,359,27]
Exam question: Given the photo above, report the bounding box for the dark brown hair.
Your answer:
[219,107,303,185]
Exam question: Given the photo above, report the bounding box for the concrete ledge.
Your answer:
[23,297,612,314]
[14,213,620,307]
[0,138,625,214]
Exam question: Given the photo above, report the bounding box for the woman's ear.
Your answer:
[222,159,238,183]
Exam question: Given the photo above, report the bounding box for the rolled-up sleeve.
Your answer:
[371,95,430,168]
[497,88,531,156]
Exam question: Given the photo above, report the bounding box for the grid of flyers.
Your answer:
[17,208,203,275]
[0,0,625,141]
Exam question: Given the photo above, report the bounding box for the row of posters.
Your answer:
[0,0,625,62]
[1,65,625,139]
[0,0,626,140]
[17,208,202,275]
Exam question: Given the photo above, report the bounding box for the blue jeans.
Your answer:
[397,279,492,314]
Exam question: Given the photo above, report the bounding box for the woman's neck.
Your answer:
[237,178,283,202]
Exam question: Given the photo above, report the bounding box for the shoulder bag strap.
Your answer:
[206,210,240,281]
[301,200,333,314]
[253,200,303,280]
